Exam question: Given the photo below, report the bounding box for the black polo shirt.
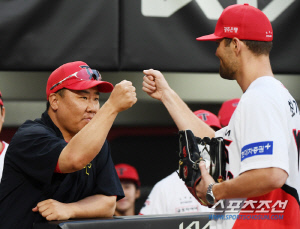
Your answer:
[0,111,124,229]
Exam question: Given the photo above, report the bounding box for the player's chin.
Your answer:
[116,201,129,209]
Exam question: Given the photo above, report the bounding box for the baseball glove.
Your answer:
[178,129,226,202]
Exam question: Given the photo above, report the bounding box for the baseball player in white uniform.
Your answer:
[142,3,300,229]
[0,91,8,182]
[140,110,221,215]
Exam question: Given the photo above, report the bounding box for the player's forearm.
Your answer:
[59,101,118,172]
[213,167,288,201]
[161,89,215,138]
[68,195,117,219]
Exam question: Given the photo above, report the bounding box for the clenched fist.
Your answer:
[142,69,171,101]
[107,80,137,113]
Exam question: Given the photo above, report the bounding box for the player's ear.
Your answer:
[232,37,241,56]
[48,93,59,111]
[135,188,141,199]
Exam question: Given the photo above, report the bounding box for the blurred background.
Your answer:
[0,0,299,212]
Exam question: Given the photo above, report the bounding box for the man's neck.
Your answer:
[48,110,74,142]
[237,55,273,93]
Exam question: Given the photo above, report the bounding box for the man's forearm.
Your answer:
[213,167,288,201]
[161,89,215,138]
[68,194,117,219]
[59,102,118,173]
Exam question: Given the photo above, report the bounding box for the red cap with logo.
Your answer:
[46,61,114,100]
[193,109,222,130]
[0,91,3,106]
[115,163,141,187]
[218,98,240,127]
[196,4,273,42]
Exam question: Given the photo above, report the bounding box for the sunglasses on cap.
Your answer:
[50,68,102,91]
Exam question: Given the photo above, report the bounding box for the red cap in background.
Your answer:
[115,163,141,187]
[218,98,240,127]
[193,109,222,130]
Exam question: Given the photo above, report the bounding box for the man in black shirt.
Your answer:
[0,61,137,228]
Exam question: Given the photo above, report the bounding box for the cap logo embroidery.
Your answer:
[197,113,209,121]
[266,31,273,38]
[224,27,238,34]
[117,168,126,175]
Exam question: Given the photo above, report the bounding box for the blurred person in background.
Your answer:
[0,91,8,182]
[115,163,141,216]
[139,110,220,215]
[218,98,240,127]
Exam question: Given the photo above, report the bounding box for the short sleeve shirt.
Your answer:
[0,111,124,229]
[213,77,300,229]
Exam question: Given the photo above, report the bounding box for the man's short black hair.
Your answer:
[224,38,273,56]
[46,89,66,110]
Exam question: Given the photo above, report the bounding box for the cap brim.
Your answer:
[120,178,141,187]
[196,33,224,41]
[210,124,222,130]
[65,80,114,93]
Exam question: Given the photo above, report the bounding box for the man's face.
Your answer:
[55,87,100,138]
[215,39,238,80]
[0,106,5,133]
[116,181,140,213]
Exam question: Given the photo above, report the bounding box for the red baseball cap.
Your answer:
[46,61,114,100]
[193,109,222,130]
[218,98,240,127]
[0,91,3,106]
[115,163,141,187]
[196,4,273,42]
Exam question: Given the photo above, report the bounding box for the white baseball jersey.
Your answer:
[0,141,9,182]
[212,76,300,229]
[139,171,212,215]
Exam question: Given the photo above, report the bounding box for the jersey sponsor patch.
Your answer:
[241,141,273,161]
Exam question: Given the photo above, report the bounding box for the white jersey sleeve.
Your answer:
[236,77,290,175]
